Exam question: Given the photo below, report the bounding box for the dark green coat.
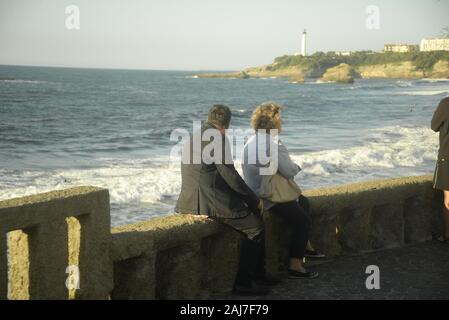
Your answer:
[175,122,259,218]
[431,97,449,159]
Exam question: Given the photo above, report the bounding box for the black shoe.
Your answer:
[304,249,326,259]
[288,269,319,279]
[232,284,271,296]
[254,273,283,286]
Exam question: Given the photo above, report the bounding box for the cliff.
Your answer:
[194,51,449,82]
[197,71,250,79]
[198,66,306,83]
[320,63,357,83]
[356,61,423,79]
[356,60,449,79]
[429,60,449,78]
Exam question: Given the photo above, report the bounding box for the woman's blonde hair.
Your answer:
[251,102,282,131]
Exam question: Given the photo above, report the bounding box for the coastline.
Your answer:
[194,54,449,83]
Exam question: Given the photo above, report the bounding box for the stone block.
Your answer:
[0,187,112,300]
[0,234,6,300]
[155,241,202,299]
[370,203,404,249]
[112,252,156,300]
[200,231,240,296]
[338,207,372,253]
[404,196,432,244]
[309,207,341,258]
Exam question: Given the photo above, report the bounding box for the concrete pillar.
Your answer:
[404,195,432,244]
[0,233,7,300]
[75,192,113,299]
[27,220,69,299]
[339,206,372,253]
[200,231,240,296]
[155,241,202,299]
[371,202,404,249]
[112,251,156,299]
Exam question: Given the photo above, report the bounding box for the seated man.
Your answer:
[175,105,279,296]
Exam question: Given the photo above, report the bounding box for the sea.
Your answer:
[1,65,448,226]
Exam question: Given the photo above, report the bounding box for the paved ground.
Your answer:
[215,241,449,300]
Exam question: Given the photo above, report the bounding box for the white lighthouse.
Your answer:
[301,29,307,56]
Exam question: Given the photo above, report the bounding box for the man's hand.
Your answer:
[257,200,263,210]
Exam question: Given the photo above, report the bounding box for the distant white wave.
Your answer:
[314,80,332,84]
[418,78,449,83]
[0,79,52,84]
[395,80,414,88]
[398,90,449,96]
[122,85,157,95]
[341,85,362,90]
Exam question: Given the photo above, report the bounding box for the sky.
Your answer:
[0,0,448,70]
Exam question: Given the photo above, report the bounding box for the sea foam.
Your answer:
[0,126,439,225]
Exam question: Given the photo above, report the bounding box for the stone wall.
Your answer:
[0,187,112,299]
[111,175,443,299]
[0,175,443,299]
[265,175,442,273]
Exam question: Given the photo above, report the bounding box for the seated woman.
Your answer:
[242,102,322,279]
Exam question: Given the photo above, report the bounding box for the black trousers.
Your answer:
[216,213,265,287]
[269,195,312,259]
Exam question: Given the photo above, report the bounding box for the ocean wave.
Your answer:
[0,79,53,84]
[418,78,449,83]
[0,156,181,207]
[121,86,157,96]
[398,90,449,96]
[395,80,414,88]
[341,85,362,90]
[291,126,437,180]
[314,80,331,84]
[0,125,439,225]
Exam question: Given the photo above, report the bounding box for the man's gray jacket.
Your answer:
[175,122,260,219]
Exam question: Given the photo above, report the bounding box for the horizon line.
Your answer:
[0,63,242,73]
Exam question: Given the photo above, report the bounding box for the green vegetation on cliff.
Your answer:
[272,51,449,72]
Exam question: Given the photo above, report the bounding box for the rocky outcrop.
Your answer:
[288,74,305,83]
[429,60,449,78]
[197,71,249,79]
[196,66,308,82]
[319,63,358,83]
[357,61,425,79]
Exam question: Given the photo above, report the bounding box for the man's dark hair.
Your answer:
[208,104,232,129]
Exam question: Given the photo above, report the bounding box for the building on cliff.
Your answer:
[420,38,449,52]
[335,51,352,56]
[384,44,419,53]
